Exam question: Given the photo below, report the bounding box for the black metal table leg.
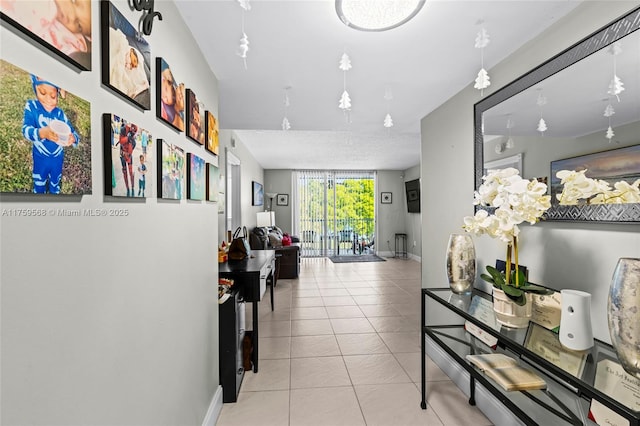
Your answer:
[469,376,476,406]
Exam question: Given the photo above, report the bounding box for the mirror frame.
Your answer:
[474,6,640,223]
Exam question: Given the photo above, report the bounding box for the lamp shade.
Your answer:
[257,211,275,227]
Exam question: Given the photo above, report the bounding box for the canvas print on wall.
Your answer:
[206,163,219,202]
[157,139,185,200]
[187,153,205,201]
[205,110,219,155]
[252,181,264,206]
[101,1,151,110]
[1,0,92,71]
[103,114,153,197]
[550,144,640,202]
[186,89,205,145]
[0,59,91,194]
[156,57,185,132]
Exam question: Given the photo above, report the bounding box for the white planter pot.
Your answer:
[493,288,532,329]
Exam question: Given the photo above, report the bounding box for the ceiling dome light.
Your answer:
[336,0,425,32]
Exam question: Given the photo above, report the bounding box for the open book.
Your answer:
[466,353,547,392]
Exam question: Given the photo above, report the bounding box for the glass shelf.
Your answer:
[421,287,639,426]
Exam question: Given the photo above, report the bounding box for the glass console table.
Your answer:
[421,288,639,426]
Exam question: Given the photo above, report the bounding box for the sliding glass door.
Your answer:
[294,170,375,258]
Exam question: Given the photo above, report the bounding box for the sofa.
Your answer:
[250,227,300,279]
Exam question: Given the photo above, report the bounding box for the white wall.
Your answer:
[420,1,640,344]
[264,169,293,232]
[217,130,265,240]
[1,1,221,424]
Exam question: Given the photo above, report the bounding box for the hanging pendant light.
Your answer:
[474,26,491,96]
[536,91,548,135]
[338,52,352,112]
[236,0,251,69]
[282,87,292,130]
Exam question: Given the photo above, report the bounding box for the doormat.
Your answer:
[329,255,386,263]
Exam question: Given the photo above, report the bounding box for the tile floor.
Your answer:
[216,257,492,426]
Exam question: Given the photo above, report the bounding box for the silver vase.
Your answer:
[446,234,476,294]
[608,258,640,379]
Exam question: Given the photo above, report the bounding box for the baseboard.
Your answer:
[426,337,525,426]
[202,385,224,426]
[378,250,420,262]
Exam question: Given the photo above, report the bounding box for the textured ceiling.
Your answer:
[177,0,582,170]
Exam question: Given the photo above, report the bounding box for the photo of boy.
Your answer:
[1,0,92,70]
[0,60,91,194]
[103,114,152,198]
[22,75,79,193]
[137,155,147,197]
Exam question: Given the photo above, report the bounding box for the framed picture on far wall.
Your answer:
[186,89,205,145]
[381,192,392,204]
[205,111,219,155]
[206,163,219,202]
[187,153,205,201]
[156,57,186,132]
[103,114,153,198]
[0,60,92,195]
[276,194,289,206]
[252,181,264,206]
[1,1,92,71]
[157,139,185,200]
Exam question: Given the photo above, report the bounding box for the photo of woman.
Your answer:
[187,89,205,145]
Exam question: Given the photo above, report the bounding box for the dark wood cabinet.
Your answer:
[277,245,300,279]
[219,289,245,403]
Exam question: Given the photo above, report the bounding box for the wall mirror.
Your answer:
[474,6,640,223]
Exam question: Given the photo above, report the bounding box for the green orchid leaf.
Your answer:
[500,283,524,298]
[512,294,527,306]
[480,273,495,283]
[485,266,505,286]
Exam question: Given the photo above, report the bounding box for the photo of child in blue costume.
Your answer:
[22,75,80,194]
[0,60,91,195]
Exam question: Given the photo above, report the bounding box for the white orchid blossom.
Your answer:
[556,170,639,205]
[464,168,551,244]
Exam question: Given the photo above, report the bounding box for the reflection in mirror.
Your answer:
[474,7,640,223]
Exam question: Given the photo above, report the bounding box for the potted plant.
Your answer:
[463,167,553,328]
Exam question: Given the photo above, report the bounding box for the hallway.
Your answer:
[216,257,492,425]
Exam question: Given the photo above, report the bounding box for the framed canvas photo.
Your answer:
[205,111,219,155]
[276,193,289,206]
[101,1,151,110]
[186,89,205,145]
[550,144,640,203]
[187,153,205,200]
[1,0,92,71]
[252,181,264,206]
[103,114,153,197]
[156,57,185,132]
[0,60,92,195]
[157,139,185,200]
[206,163,219,202]
[381,192,392,204]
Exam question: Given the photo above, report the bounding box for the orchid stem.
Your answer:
[506,243,512,286]
[514,236,519,287]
